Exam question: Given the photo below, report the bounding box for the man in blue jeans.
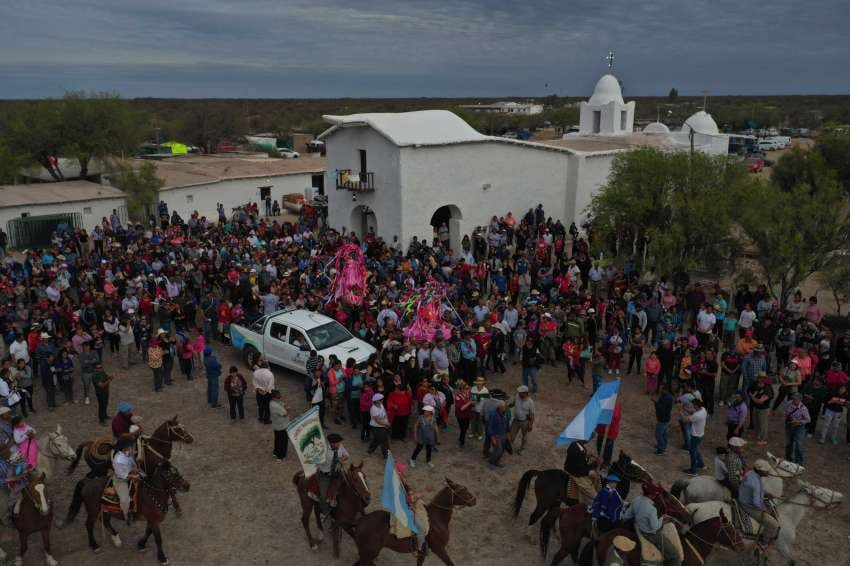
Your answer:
[653,384,673,454]
[203,346,223,409]
[521,337,541,393]
[682,398,707,475]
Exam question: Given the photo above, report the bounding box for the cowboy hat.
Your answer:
[327,433,343,443]
[728,436,747,447]
[753,459,771,473]
[422,405,435,413]
[612,536,636,552]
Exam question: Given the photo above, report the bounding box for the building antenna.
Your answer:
[702,89,710,111]
[606,50,616,71]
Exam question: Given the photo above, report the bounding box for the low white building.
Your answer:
[319,110,616,251]
[460,101,544,115]
[149,155,326,220]
[0,180,127,247]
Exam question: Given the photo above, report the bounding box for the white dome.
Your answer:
[681,111,719,135]
[588,74,624,106]
[643,122,670,134]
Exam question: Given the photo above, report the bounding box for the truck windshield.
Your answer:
[307,322,353,350]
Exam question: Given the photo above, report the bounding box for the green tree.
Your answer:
[1,100,65,180]
[735,167,850,309]
[60,92,148,177]
[112,162,163,222]
[771,147,836,195]
[588,147,746,274]
[668,88,678,101]
[819,254,850,316]
[816,131,850,194]
[542,106,579,131]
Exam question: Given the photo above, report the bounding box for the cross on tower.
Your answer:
[606,50,615,71]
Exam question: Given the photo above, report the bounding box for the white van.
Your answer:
[757,139,779,151]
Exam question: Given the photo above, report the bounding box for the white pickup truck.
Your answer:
[229,308,376,374]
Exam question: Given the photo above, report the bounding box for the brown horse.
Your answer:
[292,462,371,557]
[64,460,190,565]
[67,415,195,478]
[546,480,691,566]
[350,477,476,566]
[591,510,742,566]
[13,472,59,566]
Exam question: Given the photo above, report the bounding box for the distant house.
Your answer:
[459,101,544,115]
[0,180,127,248]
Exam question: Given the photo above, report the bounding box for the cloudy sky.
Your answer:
[1,0,848,98]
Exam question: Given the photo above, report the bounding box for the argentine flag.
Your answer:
[557,379,621,447]
[381,452,419,534]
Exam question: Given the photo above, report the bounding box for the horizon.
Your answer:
[1,1,849,98]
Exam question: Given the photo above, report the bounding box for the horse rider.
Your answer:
[315,433,349,515]
[620,483,684,566]
[0,440,30,523]
[395,461,430,557]
[112,401,144,439]
[603,535,636,566]
[592,473,624,534]
[564,438,599,505]
[718,436,747,499]
[112,435,141,525]
[738,459,780,552]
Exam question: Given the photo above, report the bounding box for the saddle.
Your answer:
[729,500,779,539]
[635,523,683,566]
[101,477,140,515]
[306,473,339,508]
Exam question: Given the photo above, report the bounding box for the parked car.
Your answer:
[276,147,300,159]
[229,308,375,373]
[757,139,780,152]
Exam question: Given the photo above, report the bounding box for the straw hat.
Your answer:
[613,535,636,552]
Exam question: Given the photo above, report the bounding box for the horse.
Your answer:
[589,510,743,566]
[545,480,690,566]
[687,479,843,566]
[67,415,195,479]
[12,472,59,566]
[65,460,191,566]
[292,462,371,557]
[350,477,476,566]
[513,451,651,527]
[67,416,194,514]
[671,452,800,504]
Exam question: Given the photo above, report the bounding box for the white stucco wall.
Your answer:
[579,101,635,135]
[325,127,402,241]
[1,197,126,243]
[568,152,617,224]
[159,173,319,220]
[399,142,570,250]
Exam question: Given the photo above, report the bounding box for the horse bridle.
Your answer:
[46,434,69,459]
[341,468,370,505]
[429,482,472,511]
[147,422,194,445]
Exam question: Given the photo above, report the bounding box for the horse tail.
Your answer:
[670,479,690,501]
[292,471,304,487]
[65,478,87,524]
[512,469,539,518]
[67,443,86,475]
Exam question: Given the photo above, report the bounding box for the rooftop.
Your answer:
[319,110,487,147]
[148,154,326,191]
[0,180,125,208]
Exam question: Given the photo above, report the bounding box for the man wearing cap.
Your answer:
[92,362,114,425]
[112,402,138,439]
[508,385,535,454]
[741,345,767,397]
[723,437,747,498]
[784,392,810,465]
[315,433,349,510]
[739,459,779,549]
[112,434,140,525]
[564,439,599,505]
[367,394,390,458]
[592,474,624,533]
[621,483,683,566]
[486,401,511,467]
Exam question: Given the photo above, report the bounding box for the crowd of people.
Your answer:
[0,197,847,561]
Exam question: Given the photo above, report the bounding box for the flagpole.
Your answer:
[596,378,620,467]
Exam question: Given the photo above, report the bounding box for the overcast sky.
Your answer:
[1,0,848,99]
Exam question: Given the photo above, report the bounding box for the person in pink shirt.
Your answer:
[644,351,661,394]
[825,361,849,394]
[805,296,822,325]
[792,349,813,382]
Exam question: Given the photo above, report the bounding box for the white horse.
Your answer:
[671,452,802,504]
[687,479,843,566]
[34,425,76,482]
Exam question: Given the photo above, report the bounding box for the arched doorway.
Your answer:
[430,205,463,252]
[350,205,377,239]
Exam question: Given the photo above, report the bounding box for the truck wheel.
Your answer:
[243,346,258,368]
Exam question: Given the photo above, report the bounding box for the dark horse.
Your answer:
[513,451,652,555]
[292,462,370,557]
[587,510,743,566]
[12,472,59,566]
[547,480,691,566]
[65,460,190,566]
[68,415,194,513]
[351,477,476,566]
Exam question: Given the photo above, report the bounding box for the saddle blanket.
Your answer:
[101,478,139,515]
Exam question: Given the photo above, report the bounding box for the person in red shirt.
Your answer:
[216,302,232,341]
[825,361,849,394]
[387,377,413,440]
[474,327,492,376]
[594,400,622,467]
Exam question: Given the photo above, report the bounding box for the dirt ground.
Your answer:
[13,340,850,566]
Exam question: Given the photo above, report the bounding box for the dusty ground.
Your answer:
[12,340,850,566]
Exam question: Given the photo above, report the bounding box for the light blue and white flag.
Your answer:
[381,452,419,534]
[557,379,621,447]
